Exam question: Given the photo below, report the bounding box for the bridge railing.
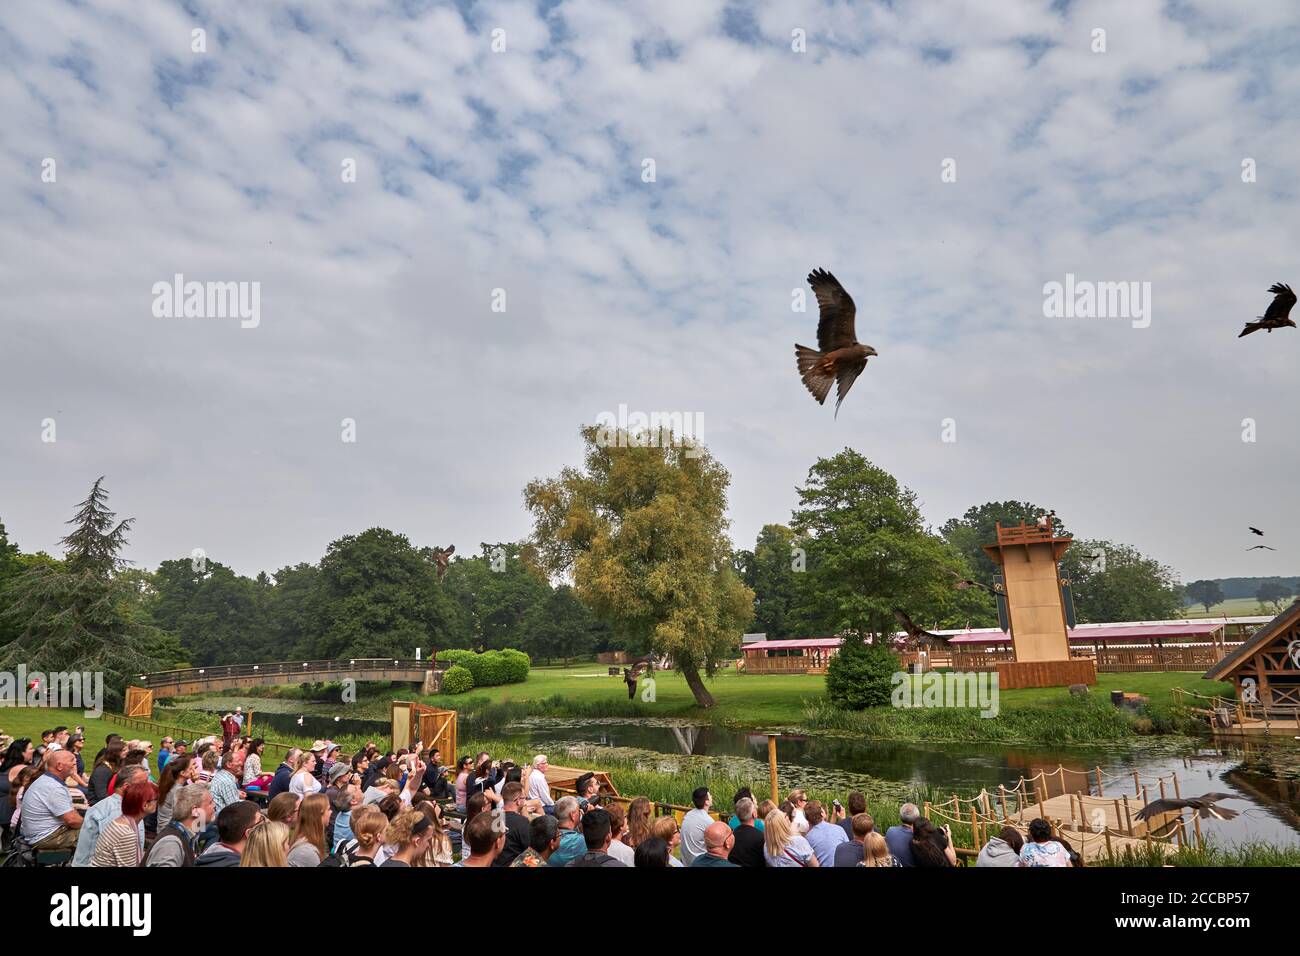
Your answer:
[138,658,439,688]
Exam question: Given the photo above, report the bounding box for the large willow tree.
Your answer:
[524,426,754,708]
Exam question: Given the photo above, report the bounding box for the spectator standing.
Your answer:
[763,808,817,867]
[690,821,738,867]
[834,813,873,867]
[804,800,849,867]
[1019,818,1071,867]
[885,803,920,866]
[678,786,714,866]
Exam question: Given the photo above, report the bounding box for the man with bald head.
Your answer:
[19,749,84,851]
[689,821,738,867]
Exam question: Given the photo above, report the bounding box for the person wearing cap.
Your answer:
[307,740,329,786]
[158,737,174,774]
[231,706,244,732]
[321,742,342,782]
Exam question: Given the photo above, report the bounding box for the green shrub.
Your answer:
[499,648,531,683]
[442,665,475,694]
[436,649,475,668]
[436,648,530,687]
[825,637,899,710]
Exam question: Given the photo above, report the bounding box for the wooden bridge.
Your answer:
[924,764,1194,865]
[126,658,445,715]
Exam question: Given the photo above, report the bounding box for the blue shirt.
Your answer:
[158,749,171,774]
[72,793,144,867]
[547,828,586,867]
[885,825,915,867]
[690,853,738,867]
[727,814,764,832]
[805,821,848,867]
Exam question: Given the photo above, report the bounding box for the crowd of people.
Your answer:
[0,727,1082,868]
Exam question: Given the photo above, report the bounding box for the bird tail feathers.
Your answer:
[1239,321,1262,337]
[795,345,834,405]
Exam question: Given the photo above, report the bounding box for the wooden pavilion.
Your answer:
[1202,599,1300,730]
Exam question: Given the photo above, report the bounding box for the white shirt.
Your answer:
[679,808,713,866]
[791,807,810,835]
[290,771,321,799]
[607,838,635,867]
[526,769,553,807]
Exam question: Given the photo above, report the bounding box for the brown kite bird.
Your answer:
[1135,793,1239,822]
[1238,282,1296,337]
[426,544,455,581]
[893,608,949,648]
[795,268,877,416]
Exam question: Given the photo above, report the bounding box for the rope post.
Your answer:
[999,785,1008,821]
[1172,773,1181,801]
[766,734,778,805]
[924,801,931,821]
[1113,799,1123,838]
[971,807,979,850]
[1094,766,1103,797]
[1193,811,1203,849]
[1133,771,1141,796]
[1158,778,1167,803]
[1123,795,1133,836]
[1104,826,1114,863]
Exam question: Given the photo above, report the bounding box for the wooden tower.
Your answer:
[982,519,1097,689]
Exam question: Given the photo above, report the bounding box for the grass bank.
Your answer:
[175,665,1235,745]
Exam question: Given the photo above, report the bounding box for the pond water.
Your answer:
[179,705,1300,848]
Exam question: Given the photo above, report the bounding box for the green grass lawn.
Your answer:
[1180,597,1269,618]
[403,664,1233,732]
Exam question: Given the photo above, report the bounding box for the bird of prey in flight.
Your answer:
[1247,545,1277,551]
[795,268,877,417]
[423,544,455,581]
[949,570,996,595]
[1136,793,1239,822]
[893,608,948,648]
[1249,527,1265,536]
[1238,282,1296,337]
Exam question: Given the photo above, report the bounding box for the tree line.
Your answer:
[2,439,1191,710]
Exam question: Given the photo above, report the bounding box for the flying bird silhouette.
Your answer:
[1249,527,1265,536]
[1238,282,1296,337]
[1135,793,1239,822]
[893,608,949,647]
[949,570,996,595]
[1247,545,1277,551]
[795,268,877,417]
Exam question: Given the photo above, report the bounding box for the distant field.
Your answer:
[1180,597,1269,618]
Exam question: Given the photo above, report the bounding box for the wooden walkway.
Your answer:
[924,764,1191,865]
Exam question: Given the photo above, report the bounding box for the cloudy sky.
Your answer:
[1,0,1297,583]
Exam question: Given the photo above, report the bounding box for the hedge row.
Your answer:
[435,648,530,692]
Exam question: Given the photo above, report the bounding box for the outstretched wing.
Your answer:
[808,268,858,352]
[833,362,865,418]
[893,608,947,647]
[1264,282,1297,322]
[1135,798,1185,821]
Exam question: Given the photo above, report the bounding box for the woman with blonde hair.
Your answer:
[381,808,434,867]
[287,792,330,866]
[859,830,898,868]
[290,751,321,799]
[241,821,290,867]
[650,815,684,867]
[763,807,818,867]
[415,799,454,867]
[339,804,386,866]
[624,796,653,848]
[785,789,810,834]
